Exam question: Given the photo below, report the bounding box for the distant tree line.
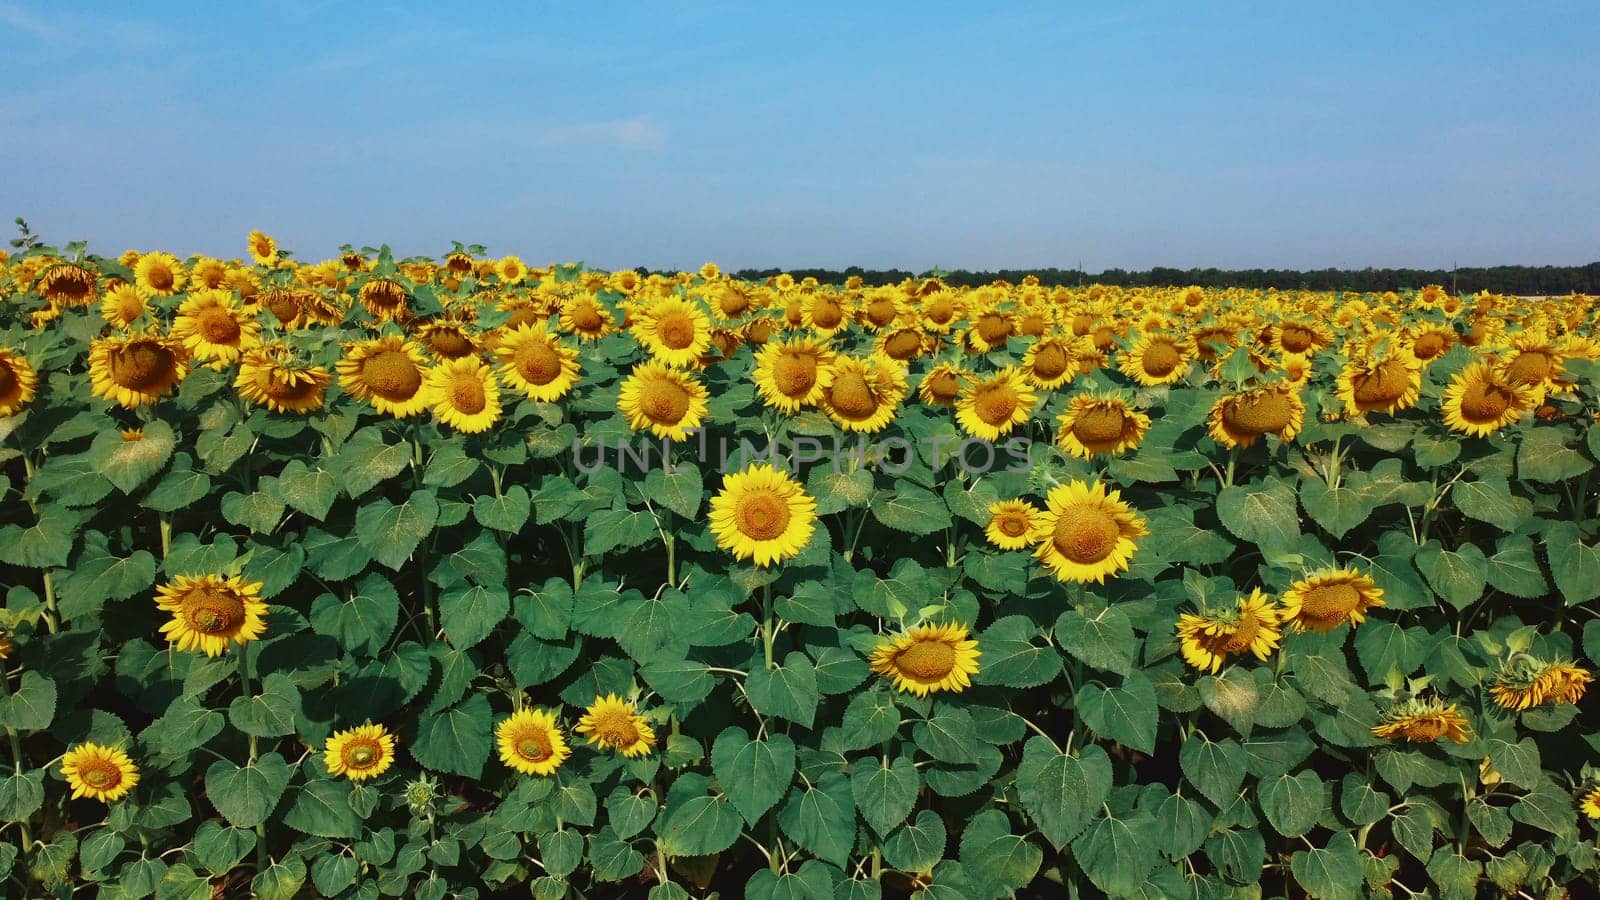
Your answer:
[715,262,1600,294]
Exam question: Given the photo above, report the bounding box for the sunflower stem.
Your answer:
[158,513,172,559]
[1,676,31,851]
[237,647,266,872]
[761,584,776,670]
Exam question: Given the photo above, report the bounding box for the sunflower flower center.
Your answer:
[263,291,301,323]
[427,329,473,359]
[925,371,959,402]
[363,350,423,399]
[1142,340,1182,377]
[883,331,922,359]
[772,352,818,396]
[346,742,379,768]
[145,266,175,292]
[976,314,1011,344]
[924,297,955,325]
[657,312,697,350]
[1352,359,1410,405]
[866,298,897,326]
[0,365,14,397]
[829,372,877,418]
[1298,583,1360,626]
[973,384,1019,425]
[1052,508,1120,564]
[1504,350,1552,385]
[81,761,120,789]
[1223,391,1294,435]
[1031,343,1069,379]
[570,301,604,331]
[111,341,178,390]
[1413,332,1446,359]
[589,708,640,749]
[736,490,792,541]
[640,377,692,424]
[1460,379,1513,421]
[811,298,844,329]
[896,640,957,681]
[1072,405,1128,444]
[183,586,246,636]
[996,512,1028,537]
[448,373,488,414]
[198,308,242,344]
[1278,324,1315,353]
[516,732,553,763]
[113,292,145,322]
[515,340,563,385]
[1216,614,1261,653]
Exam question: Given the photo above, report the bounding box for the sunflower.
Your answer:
[191,257,229,290]
[88,332,189,408]
[337,335,431,417]
[1497,331,1565,402]
[1119,332,1192,387]
[858,290,904,331]
[134,252,186,296]
[1371,698,1472,744]
[1278,568,1384,633]
[917,361,966,407]
[618,361,709,440]
[1335,351,1421,418]
[918,292,964,334]
[324,723,397,781]
[1176,589,1283,674]
[61,742,139,803]
[985,499,1041,550]
[1032,480,1148,584]
[575,694,656,757]
[496,255,528,284]
[235,344,331,414]
[172,290,261,366]
[558,294,617,341]
[1535,660,1593,706]
[633,296,712,367]
[358,278,410,322]
[869,622,981,697]
[752,336,835,413]
[966,308,1015,353]
[708,463,818,566]
[804,293,852,337]
[0,348,39,416]
[955,367,1037,440]
[493,322,581,402]
[1207,383,1304,449]
[496,708,571,776]
[100,283,151,329]
[875,326,928,362]
[1582,786,1600,820]
[1441,361,1534,437]
[709,282,756,322]
[1054,394,1150,459]
[1021,335,1077,389]
[1408,323,1456,362]
[154,573,267,657]
[37,262,99,307]
[421,357,503,433]
[821,353,908,433]
[415,319,480,360]
[1272,319,1333,356]
[247,230,278,265]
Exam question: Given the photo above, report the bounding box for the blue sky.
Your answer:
[2,2,1596,271]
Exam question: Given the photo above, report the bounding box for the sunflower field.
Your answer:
[1,236,1599,899]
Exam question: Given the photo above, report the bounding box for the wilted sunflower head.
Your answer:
[359,278,410,322]
[37,262,99,307]
[869,622,981,697]
[1372,697,1472,744]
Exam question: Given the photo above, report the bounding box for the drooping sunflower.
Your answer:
[875,325,929,362]
[154,573,268,657]
[1335,351,1421,418]
[1272,319,1333,356]
[985,499,1041,550]
[494,322,581,402]
[421,357,503,433]
[1206,383,1304,449]
[752,336,836,413]
[1120,332,1192,387]
[100,283,151,329]
[1497,330,1565,403]
[358,277,410,322]
[1494,656,1593,710]
[557,294,617,341]
[708,463,818,566]
[869,622,981,697]
[414,318,480,361]
[496,708,571,776]
[0,348,39,416]
[134,251,186,296]
[247,230,278,265]
[1176,589,1283,674]
[88,332,190,408]
[633,296,712,367]
[1020,335,1077,389]
[917,361,966,407]
[1032,480,1148,584]
[965,307,1015,353]
[235,343,331,414]
[172,290,261,366]
[324,723,397,781]
[1054,394,1150,459]
[618,361,709,440]
[1371,698,1472,744]
[1441,361,1534,437]
[1535,660,1593,706]
[575,694,656,758]
[37,261,99,307]
[821,353,907,433]
[955,367,1037,440]
[338,335,431,417]
[1408,323,1456,363]
[61,742,139,803]
[1278,568,1384,633]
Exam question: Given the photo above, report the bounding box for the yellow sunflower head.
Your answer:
[1176,588,1283,674]
[37,262,100,307]
[421,357,503,433]
[1371,697,1472,744]
[235,344,331,414]
[172,290,262,365]
[575,694,656,757]
[1032,480,1148,584]
[154,573,268,657]
[633,296,712,367]
[1278,568,1384,633]
[985,499,1041,550]
[1441,361,1534,438]
[88,332,190,409]
[954,367,1037,441]
[821,353,907,433]
[708,463,818,567]
[1408,324,1456,362]
[497,708,571,776]
[753,336,836,414]
[324,723,397,781]
[1054,394,1150,459]
[337,335,431,417]
[558,294,617,341]
[1021,335,1077,389]
[247,230,278,265]
[497,255,528,284]
[415,319,480,361]
[1581,785,1600,820]
[494,322,581,402]
[618,361,709,440]
[1120,332,1193,387]
[1335,351,1421,418]
[965,308,1015,353]
[0,348,39,417]
[100,283,152,330]
[875,326,928,362]
[1206,383,1304,449]
[869,622,981,697]
[62,742,140,803]
[917,362,966,408]
[804,292,852,337]
[134,252,186,296]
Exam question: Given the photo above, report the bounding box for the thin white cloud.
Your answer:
[539,116,666,150]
